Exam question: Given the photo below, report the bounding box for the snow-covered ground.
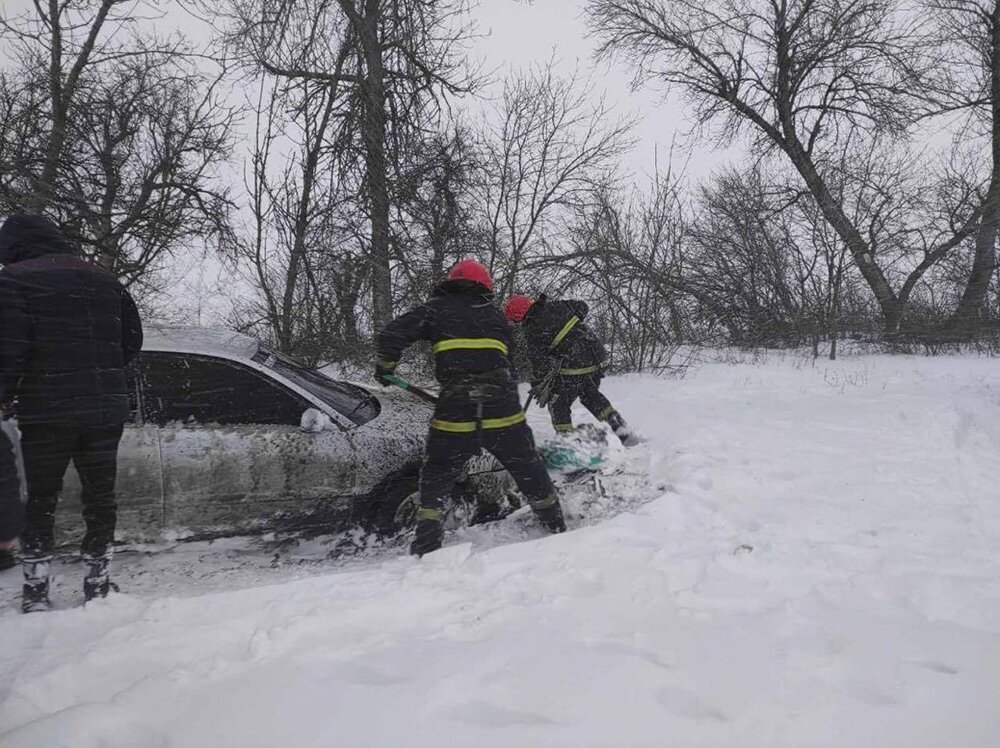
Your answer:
[2,352,1000,747]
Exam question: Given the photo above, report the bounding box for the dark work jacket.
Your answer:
[376,280,522,425]
[0,215,144,426]
[522,298,608,382]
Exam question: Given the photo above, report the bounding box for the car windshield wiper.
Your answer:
[343,392,378,424]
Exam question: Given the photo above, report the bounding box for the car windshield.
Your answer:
[252,348,380,426]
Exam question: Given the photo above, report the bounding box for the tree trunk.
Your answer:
[28,0,67,212]
[279,91,336,353]
[770,22,902,333]
[780,137,902,331]
[29,0,114,213]
[951,1,1000,334]
[359,4,392,336]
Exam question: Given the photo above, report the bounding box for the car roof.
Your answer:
[142,325,260,361]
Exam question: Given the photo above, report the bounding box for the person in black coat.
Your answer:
[375,259,565,556]
[504,294,639,446]
[0,214,143,612]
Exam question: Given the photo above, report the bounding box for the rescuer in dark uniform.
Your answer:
[375,260,565,556]
[504,294,638,446]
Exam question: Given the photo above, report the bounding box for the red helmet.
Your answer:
[448,258,493,292]
[503,294,535,323]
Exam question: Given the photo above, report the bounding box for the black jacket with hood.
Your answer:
[522,298,608,382]
[0,215,143,426]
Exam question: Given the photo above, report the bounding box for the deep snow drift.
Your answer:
[2,352,1000,747]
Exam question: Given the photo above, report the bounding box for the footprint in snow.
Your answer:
[654,686,727,722]
[954,411,974,449]
[329,661,408,686]
[847,680,899,707]
[912,660,960,675]
[449,700,558,727]
[586,640,674,671]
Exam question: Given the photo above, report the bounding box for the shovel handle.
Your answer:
[522,389,535,413]
[384,374,439,404]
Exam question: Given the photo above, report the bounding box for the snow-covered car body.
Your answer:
[48,326,506,543]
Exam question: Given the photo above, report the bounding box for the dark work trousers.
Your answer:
[19,422,125,557]
[547,372,615,431]
[420,421,556,517]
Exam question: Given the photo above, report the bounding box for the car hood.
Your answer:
[344,381,434,443]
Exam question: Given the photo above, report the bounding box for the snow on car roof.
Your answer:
[143,325,260,360]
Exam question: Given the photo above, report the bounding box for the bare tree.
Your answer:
[561,173,689,370]
[925,0,1000,332]
[0,73,45,210]
[478,63,635,298]
[683,162,866,355]
[0,1,237,302]
[392,125,486,301]
[1,1,180,210]
[64,62,236,291]
[588,0,983,332]
[687,167,812,345]
[218,0,477,334]
[229,77,367,364]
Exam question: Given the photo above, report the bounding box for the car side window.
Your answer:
[137,352,311,427]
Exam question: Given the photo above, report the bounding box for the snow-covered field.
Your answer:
[2,352,1000,747]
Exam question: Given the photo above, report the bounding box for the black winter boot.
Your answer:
[83,553,118,602]
[470,500,508,526]
[410,519,444,557]
[21,556,52,613]
[531,493,566,534]
[0,547,16,571]
[606,411,640,447]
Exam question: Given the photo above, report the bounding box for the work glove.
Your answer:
[531,378,555,407]
[375,362,395,386]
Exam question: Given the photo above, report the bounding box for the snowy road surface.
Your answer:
[1,353,1000,747]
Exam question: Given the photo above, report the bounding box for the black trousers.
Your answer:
[420,420,556,517]
[547,372,615,431]
[19,422,125,557]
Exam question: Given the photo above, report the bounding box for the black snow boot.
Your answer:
[21,556,52,613]
[606,411,640,447]
[0,547,16,571]
[410,519,444,557]
[532,493,566,534]
[83,553,118,602]
[470,499,508,526]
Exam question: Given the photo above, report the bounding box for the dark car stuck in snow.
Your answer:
[35,326,512,546]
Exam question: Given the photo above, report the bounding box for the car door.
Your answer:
[137,351,358,537]
[54,368,163,544]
